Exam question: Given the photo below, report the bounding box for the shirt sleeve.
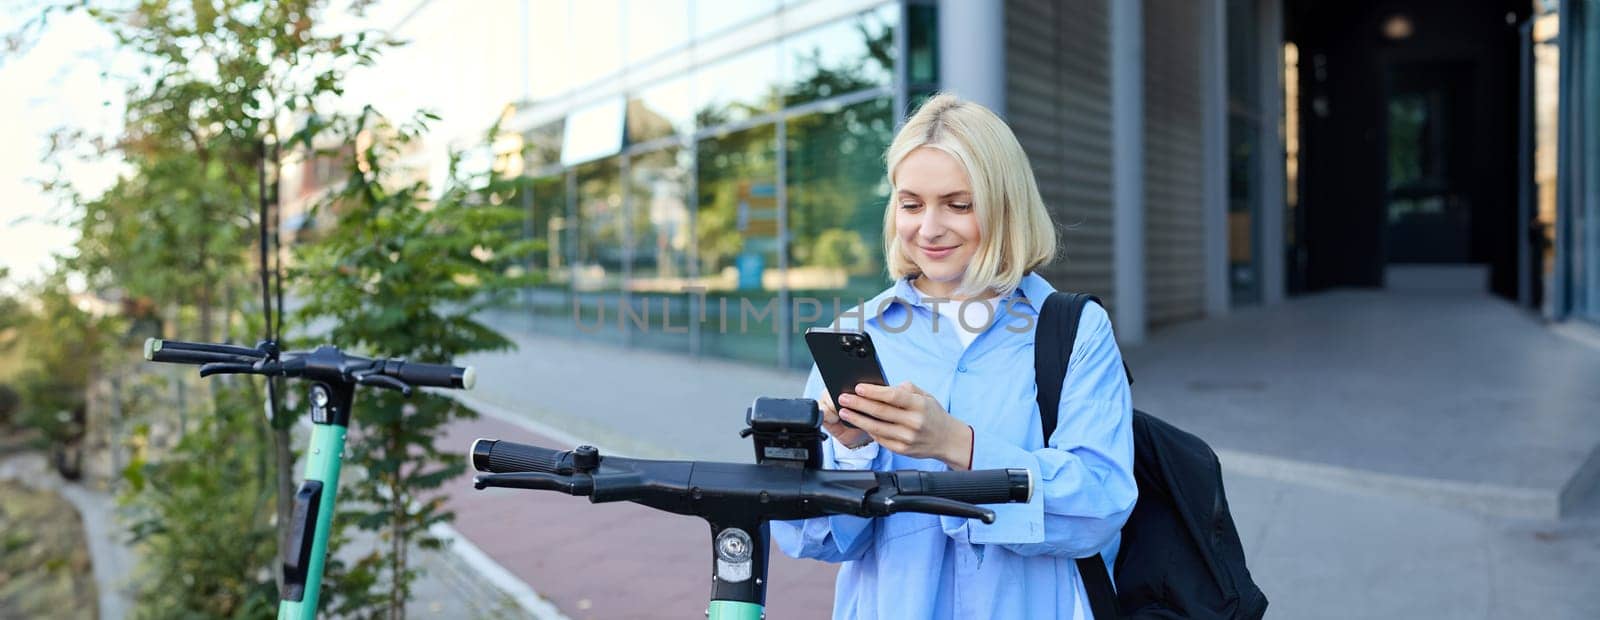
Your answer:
[771,366,880,563]
[939,302,1137,558]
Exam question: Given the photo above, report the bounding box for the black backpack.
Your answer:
[1035,292,1268,620]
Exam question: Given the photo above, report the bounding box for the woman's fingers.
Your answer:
[839,392,911,425]
[839,408,908,446]
[854,382,920,409]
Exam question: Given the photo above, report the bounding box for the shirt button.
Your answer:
[957,365,968,373]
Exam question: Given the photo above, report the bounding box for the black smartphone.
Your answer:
[804,327,889,428]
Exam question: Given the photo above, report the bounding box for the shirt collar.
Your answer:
[864,272,1057,324]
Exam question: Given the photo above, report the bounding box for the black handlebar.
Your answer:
[144,338,475,394]
[898,469,1034,506]
[470,438,1032,524]
[472,439,571,474]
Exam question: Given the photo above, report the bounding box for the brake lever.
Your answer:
[199,362,262,378]
[473,472,594,496]
[865,493,997,524]
[354,372,413,396]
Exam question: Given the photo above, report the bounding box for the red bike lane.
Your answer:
[439,414,839,619]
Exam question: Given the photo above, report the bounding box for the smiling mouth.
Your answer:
[920,245,958,257]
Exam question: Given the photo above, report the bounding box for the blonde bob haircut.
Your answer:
[883,93,1057,299]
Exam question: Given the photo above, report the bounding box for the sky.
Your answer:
[0,7,128,284]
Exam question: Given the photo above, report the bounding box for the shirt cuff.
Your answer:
[963,430,1045,544]
[831,437,880,470]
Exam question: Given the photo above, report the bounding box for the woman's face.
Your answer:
[894,147,981,297]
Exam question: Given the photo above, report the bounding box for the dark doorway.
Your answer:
[1287,0,1529,298]
[1383,61,1474,263]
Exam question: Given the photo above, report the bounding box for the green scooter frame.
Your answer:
[277,382,353,620]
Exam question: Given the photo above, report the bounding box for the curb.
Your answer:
[430,522,571,620]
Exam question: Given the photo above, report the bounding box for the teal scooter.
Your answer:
[470,397,1034,620]
[144,337,474,619]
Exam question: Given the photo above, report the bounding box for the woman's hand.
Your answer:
[838,382,974,470]
[819,389,873,449]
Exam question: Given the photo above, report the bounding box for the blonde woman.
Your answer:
[772,93,1136,619]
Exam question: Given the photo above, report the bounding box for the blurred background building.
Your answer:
[289,0,1600,370]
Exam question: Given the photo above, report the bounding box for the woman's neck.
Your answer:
[912,275,996,301]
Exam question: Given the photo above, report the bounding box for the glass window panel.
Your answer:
[571,0,624,85]
[529,174,572,333]
[1578,0,1600,321]
[693,0,778,39]
[562,96,627,166]
[784,96,894,368]
[908,3,938,85]
[524,117,565,170]
[697,124,780,365]
[783,5,897,107]
[693,43,780,129]
[529,0,573,99]
[626,0,690,64]
[628,77,694,144]
[629,147,695,289]
[626,146,695,353]
[576,158,627,292]
[1227,0,1263,305]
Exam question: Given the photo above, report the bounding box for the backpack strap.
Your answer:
[1035,291,1122,620]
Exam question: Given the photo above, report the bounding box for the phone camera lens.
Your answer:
[839,336,851,347]
[855,348,869,358]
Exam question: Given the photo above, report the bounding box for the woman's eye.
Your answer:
[950,203,973,211]
[900,202,922,210]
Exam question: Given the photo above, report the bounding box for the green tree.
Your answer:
[294,108,533,618]
[16,0,391,606]
[120,378,279,619]
[11,268,114,479]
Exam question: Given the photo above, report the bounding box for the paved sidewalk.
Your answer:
[0,452,133,620]
[1122,289,1600,518]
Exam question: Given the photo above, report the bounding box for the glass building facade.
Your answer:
[510,0,909,369]
[338,0,1600,368]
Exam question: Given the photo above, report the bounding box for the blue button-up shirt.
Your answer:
[773,272,1137,619]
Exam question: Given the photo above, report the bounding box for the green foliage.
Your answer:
[0,384,19,428]
[18,0,399,612]
[120,379,278,619]
[60,0,388,342]
[11,270,112,449]
[294,108,532,617]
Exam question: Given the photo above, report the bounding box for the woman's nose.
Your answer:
[918,210,946,240]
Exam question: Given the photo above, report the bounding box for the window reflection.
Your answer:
[698,124,780,365]
[908,3,938,86]
[571,0,624,85]
[783,4,897,107]
[785,96,894,367]
[698,124,779,291]
[693,44,781,128]
[629,77,694,144]
[576,158,626,292]
[627,146,695,352]
[629,147,694,290]
[563,97,627,166]
[524,118,564,170]
[625,0,689,64]
[529,174,571,332]
[693,0,778,39]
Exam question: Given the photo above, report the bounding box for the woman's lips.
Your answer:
[920,245,957,259]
